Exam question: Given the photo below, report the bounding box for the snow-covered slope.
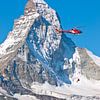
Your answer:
[86,49,100,66]
[0,12,39,72]
[0,0,100,100]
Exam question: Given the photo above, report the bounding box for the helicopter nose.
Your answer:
[80,31,82,33]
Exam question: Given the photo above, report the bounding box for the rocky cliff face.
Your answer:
[0,0,100,100]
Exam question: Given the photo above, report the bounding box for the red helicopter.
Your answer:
[55,27,82,35]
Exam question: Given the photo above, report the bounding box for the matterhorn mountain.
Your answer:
[0,0,100,100]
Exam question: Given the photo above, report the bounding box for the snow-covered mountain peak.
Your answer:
[0,0,100,99]
[33,0,46,3]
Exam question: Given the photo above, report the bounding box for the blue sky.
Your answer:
[0,0,100,56]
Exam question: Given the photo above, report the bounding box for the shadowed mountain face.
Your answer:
[0,0,100,100]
